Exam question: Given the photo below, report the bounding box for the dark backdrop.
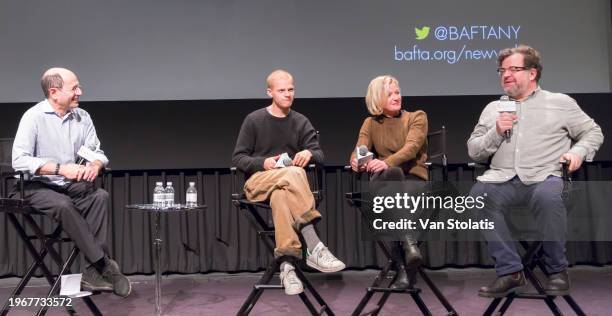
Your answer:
[2,163,611,277]
[1,93,610,169]
[1,94,611,276]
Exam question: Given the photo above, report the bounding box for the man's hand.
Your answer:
[293,150,312,168]
[560,153,583,173]
[263,155,280,170]
[59,164,85,180]
[60,163,101,182]
[82,163,102,182]
[350,157,366,173]
[366,159,388,174]
[496,112,517,136]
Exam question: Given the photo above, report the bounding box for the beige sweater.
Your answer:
[350,110,429,180]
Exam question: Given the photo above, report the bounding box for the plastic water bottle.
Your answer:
[186,182,197,207]
[165,182,175,208]
[153,182,165,208]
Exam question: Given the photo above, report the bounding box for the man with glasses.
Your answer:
[467,45,603,297]
[12,67,131,297]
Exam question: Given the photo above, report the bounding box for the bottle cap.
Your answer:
[189,182,195,186]
[156,182,163,185]
[167,182,172,185]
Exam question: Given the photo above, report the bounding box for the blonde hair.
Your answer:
[365,75,400,116]
[266,69,293,88]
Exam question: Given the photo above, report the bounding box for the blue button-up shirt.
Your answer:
[12,99,109,186]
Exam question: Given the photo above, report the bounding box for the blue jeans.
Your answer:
[470,176,568,276]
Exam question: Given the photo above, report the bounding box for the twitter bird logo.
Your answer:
[415,26,430,40]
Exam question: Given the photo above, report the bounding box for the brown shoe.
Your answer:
[81,265,113,293]
[102,258,132,298]
[478,271,526,298]
[544,270,570,296]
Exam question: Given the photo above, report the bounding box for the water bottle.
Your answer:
[153,182,165,208]
[165,182,175,208]
[186,182,197,207]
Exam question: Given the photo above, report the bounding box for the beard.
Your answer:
[503,83,524,99]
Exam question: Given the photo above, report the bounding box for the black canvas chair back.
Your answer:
[0,138,102,316]
[230,162,334,316]
[0,138,11,168]
[425,126,448,183]
[346,127,458,316]
[0,138,13,197]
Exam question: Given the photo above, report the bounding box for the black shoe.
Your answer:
[390,265,412,290]
[403,242,423,269]
[81,265,113,293]
[544,270,570,296]
[102,257,132,298]
[478,271,526,298]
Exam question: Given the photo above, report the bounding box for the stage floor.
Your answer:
[1,266,611,315]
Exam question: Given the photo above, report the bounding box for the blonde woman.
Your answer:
[350,75,428,289]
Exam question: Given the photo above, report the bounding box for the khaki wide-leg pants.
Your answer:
[245,166,321,258]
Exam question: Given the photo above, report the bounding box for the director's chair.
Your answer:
[230,163,334,315]
[345,126,458,316]
[467,161,586,316]
[0,138,103,316]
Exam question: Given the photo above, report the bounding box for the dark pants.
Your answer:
[10,181,110,265]
[469,176,568,276]
[371,167,424,267]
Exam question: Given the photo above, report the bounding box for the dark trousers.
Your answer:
[371,167,425,267]
[469,176,568,276]
[10,181,109,265]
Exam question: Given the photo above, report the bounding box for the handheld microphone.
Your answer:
[358,145,368,156]
[497,95,516,142]
[356,145,374,166]
[274,153,294,168]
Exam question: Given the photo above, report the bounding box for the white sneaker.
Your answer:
[280,263,303,295]
[306,242,346,273]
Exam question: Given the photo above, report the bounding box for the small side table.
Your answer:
[126,204,206,316]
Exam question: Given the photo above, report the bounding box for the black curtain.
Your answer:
[1,163,611,277]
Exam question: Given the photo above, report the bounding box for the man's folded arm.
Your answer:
[232,118,266,174]
[82,112,109,167]
[565,100,604,161]
[12,111,48,175]
[300,119,324,165]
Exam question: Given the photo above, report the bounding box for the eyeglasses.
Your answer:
[496,66,530,75]
[55,85,83,94]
